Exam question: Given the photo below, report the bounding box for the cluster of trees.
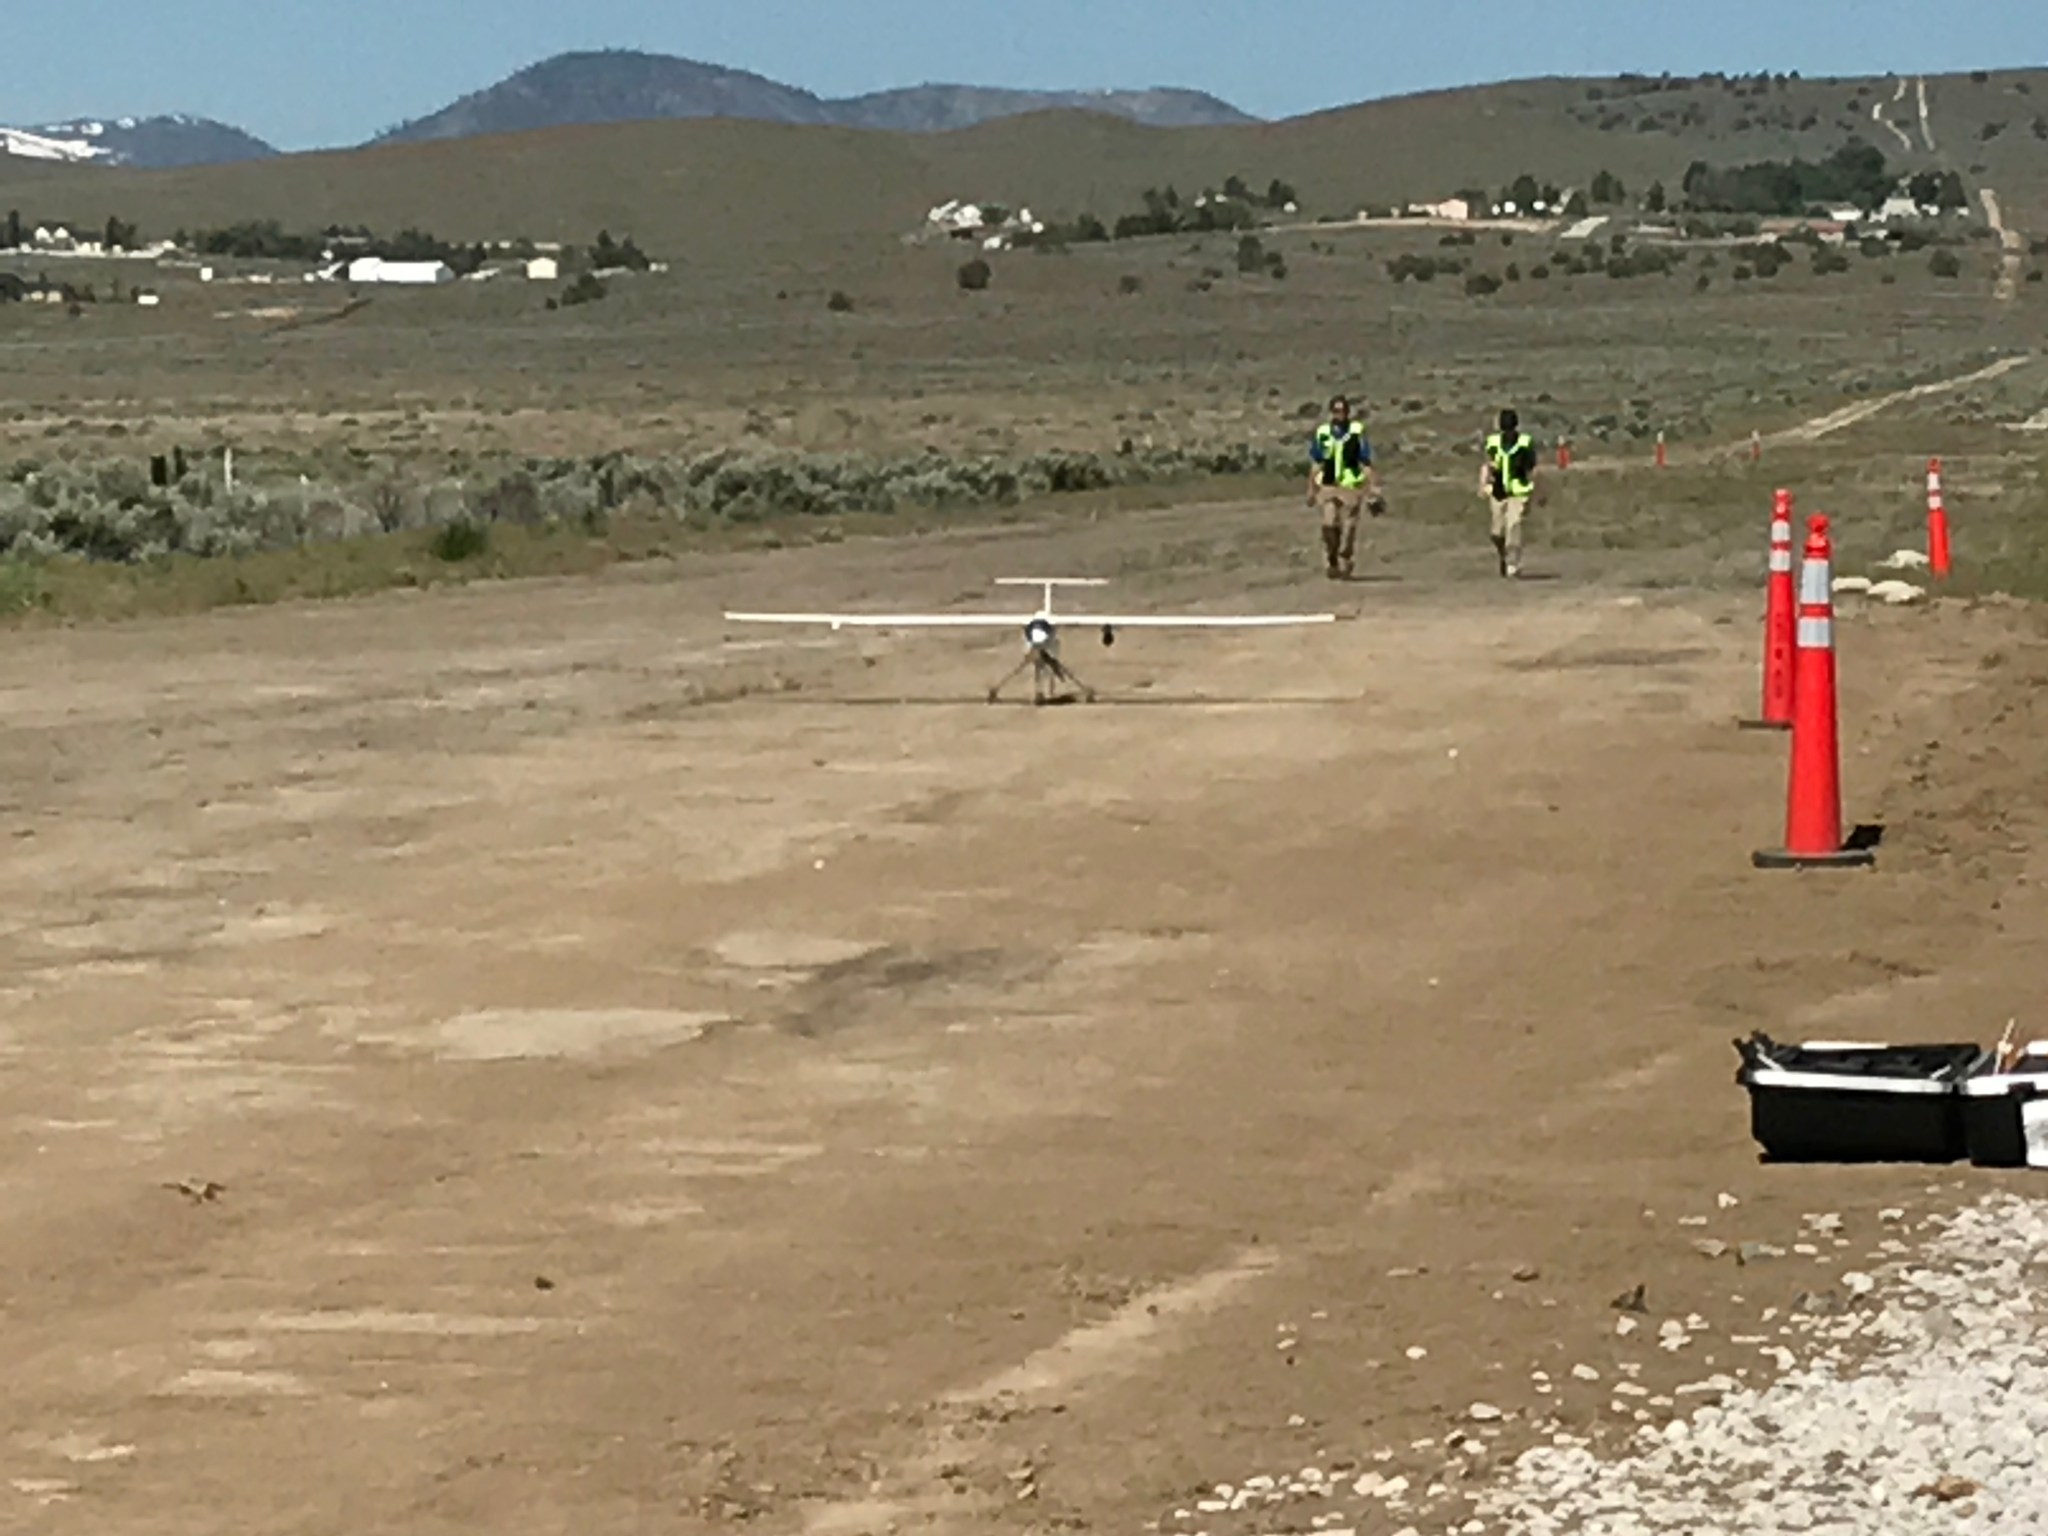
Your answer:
[1025,177,1301,247]
[0,210,143,252]
[156,222,653,276]
[1678,141,1904,216]
[589,230,651,272]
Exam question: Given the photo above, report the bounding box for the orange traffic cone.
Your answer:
[1655,431,1667,469]
[1927,457,1952,578]
[1557,439,1572,471]
[1739,490,1796,732]
[1754,516,1875,870]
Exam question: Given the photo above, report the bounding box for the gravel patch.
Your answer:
[1480,1194,2048,1534]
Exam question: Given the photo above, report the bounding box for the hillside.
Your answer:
[372,49,1253,146]
[2,68,2041,268]
[830,85,1253,133]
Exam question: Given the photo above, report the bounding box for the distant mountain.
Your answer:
[831,85,1254,132]
[4,115,277,169]
[371,49,1255,146]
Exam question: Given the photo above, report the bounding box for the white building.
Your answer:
[525,255,560,282]
[346,257,455,285]
[1411,198,1472,221]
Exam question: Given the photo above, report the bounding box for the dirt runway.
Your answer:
[1,499,2043,1535]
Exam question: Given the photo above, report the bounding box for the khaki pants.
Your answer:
[1491,495,1530,568]
[1316,486,1364,572]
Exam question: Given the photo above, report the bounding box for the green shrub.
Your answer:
[1118,274,1144,295]
[559,272,607,307]
[957,258,993,291]
[1930,249,1963,279]
[430,519,491,562]
[827,290,854,312]
[1464,272,1503,296]
[1235,235,1267,274]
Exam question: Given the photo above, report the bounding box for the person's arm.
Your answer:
[1307,434,1326,503]
[1360,439,1385,506]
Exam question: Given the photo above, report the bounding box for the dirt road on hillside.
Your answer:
[1,501,2044,1536]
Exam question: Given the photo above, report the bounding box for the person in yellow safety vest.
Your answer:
[1306,395,1386,580]
[1480,407,1539,579]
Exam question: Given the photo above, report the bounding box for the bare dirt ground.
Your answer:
[3,494,2046,1535]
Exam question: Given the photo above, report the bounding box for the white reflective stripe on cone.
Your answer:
[1799,561,1832,604]
[1770,550,1794,572]
[1797,617,1834,649]
[1771,519,1791,542]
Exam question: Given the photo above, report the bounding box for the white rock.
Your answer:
[1405,1346,1428,1361]
[1717,1192,1740,1209]
[1469,1403,1504,1423]
[1572,1365,1600,1382]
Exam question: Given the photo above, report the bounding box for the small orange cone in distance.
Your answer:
[1927,457,1952,578]
[1739,490,1796,732]
[1754,515,1875,870]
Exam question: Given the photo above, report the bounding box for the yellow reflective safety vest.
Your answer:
[1314,421,1371,489]
[1486,431,1536,499]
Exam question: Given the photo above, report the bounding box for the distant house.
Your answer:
[1411,198,1472,221]
[346,257,454,285]
[525,255,560,282]
[1878,194,1928,223]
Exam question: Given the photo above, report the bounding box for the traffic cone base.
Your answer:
[1751,845,1874,870]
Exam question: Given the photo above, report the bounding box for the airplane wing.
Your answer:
[723,612,1034,627]
[1061,614,1337,628]
[725,611,1337,629]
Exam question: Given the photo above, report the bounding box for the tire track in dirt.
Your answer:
[1769,355,2030,442]
[1981,187,2025,303]
[1872,78,1914,153]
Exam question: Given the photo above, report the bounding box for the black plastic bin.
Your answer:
[1960,1046,2048,1168]
[1735,1034,1988,1164]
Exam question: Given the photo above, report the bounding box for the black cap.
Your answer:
[1500,408,1519,434]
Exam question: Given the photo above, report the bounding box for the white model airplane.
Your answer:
[724,578,1337,704]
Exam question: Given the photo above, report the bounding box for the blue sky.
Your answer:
[9,0,2045,148]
